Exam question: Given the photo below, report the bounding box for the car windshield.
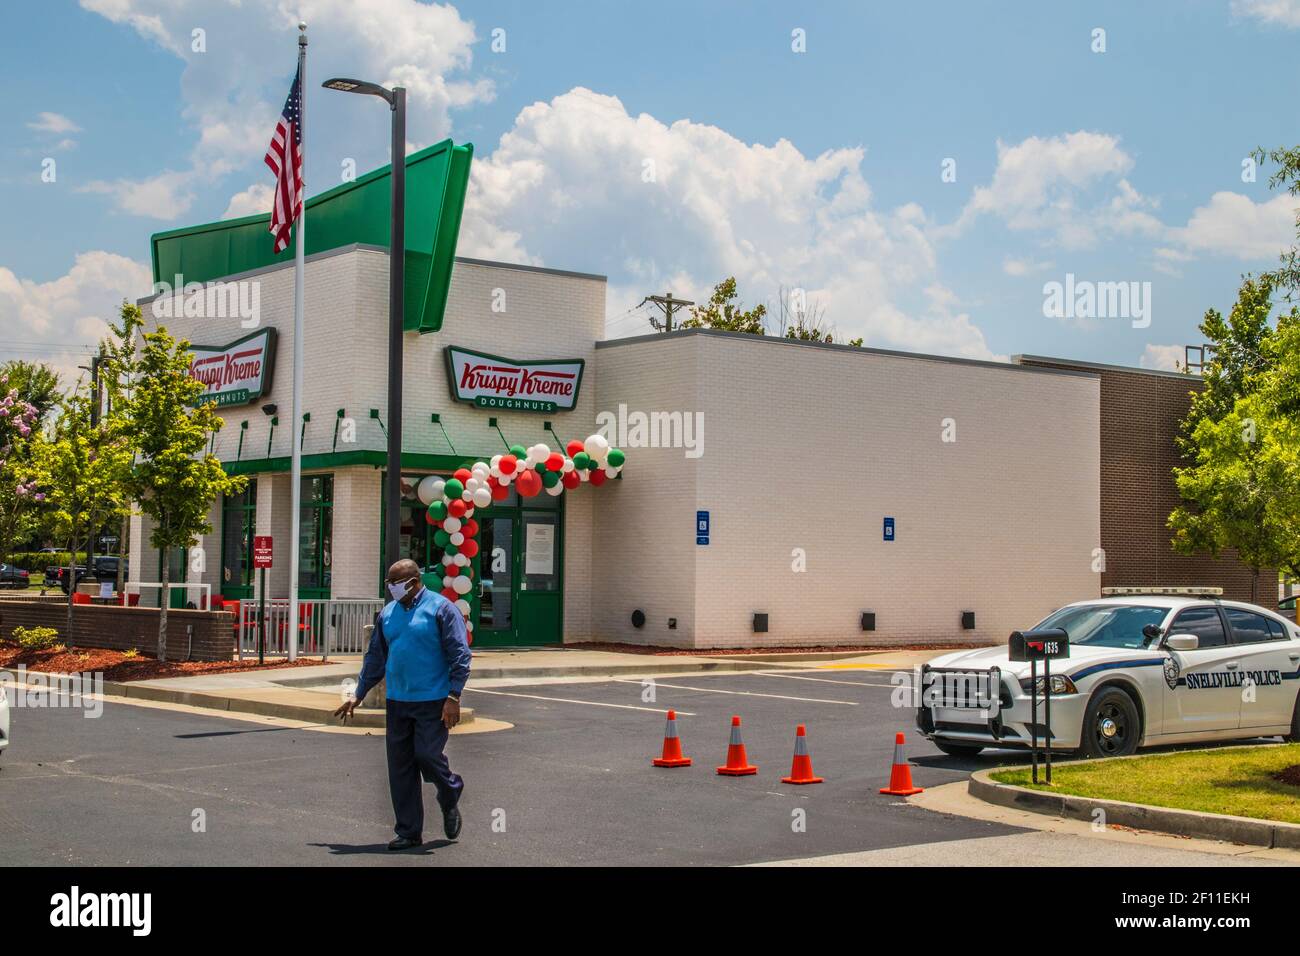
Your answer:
[1033,604,1168,649]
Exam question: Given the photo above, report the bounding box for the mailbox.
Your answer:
[1008,627,1070,662]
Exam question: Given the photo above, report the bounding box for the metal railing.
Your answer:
[233,598,384,660]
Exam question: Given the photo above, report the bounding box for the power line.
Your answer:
[638,292,694,333]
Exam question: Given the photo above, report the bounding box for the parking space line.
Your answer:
[465,687,695,715]
[612,679,857,706]
[754,671,898,688]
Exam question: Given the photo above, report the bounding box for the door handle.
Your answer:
[1225,661,1240,671]
[1289,653,1299,661]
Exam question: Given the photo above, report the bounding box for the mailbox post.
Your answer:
[1009,627,1070,784]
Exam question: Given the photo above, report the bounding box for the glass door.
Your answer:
[476,515,514,640]
[514,510,562,645]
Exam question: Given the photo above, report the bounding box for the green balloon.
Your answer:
[445,542,460,557]
[428,501,447,521]
[509,444,527,459]
[433,529,450,547]
[573,452,590,470]
[444,478,464,499]
[541,469,560,488]
[607,448,625,468]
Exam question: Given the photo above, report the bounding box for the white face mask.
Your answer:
[387,577,417,602]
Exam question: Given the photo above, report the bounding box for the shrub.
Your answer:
[4,551,86,573]
[12,625,61,649]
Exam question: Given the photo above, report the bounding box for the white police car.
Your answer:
[917,589,1300,758]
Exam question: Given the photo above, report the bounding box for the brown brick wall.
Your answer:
[0,602,234,662]
[1017,358,1273,604]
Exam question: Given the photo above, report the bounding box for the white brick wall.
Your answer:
[592,331,1101,649]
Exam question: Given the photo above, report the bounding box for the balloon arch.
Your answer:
[414,434,626,641]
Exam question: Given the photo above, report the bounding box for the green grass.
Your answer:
[991,743,1300,824]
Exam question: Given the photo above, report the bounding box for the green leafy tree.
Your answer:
[1169,277,1300,601]
[1251,144,1300,299]
[679,277,768,334]
[101,302,145,594]
[119,323,242,660]
[34,382,134,639]
[0,369,46,566]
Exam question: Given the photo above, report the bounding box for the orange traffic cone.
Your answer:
[652,710,692,767]
[879,732,923,795]
[716,715,758,776]
[781,724,823,785]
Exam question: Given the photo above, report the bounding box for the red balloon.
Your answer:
[516,470,541,497]
[454,468,471,483]
[566,439,585,458]
[441,587,458,600]
[589,469,607,487]
[562,470,580,490]
[449,498,468,518]
[425,509,439,525]
[491,483,509,501]
[546,451,564,472]
[460,539,479,558]
[499,454,518,475]
[462,518,479,538]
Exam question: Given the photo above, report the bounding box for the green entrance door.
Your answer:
[514,510,562,645]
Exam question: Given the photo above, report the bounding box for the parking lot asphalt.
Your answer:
[1,665,1043,865]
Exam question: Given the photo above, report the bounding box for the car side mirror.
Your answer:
[1165,633,1199,652]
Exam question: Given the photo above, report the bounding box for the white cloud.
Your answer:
[1165,191,1297,260]
[462,87,996,359]
[27,112,81,135]
[222,183,275,220]
[79,170,197,220]
[948,131,1160,249]
[0,251,153,385]
[1231,0,1300,28]
[1002,256,1053,277]
[1139,344,1187,372]
[78,0,491,215]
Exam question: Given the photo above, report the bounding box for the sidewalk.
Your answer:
[100,645,940,729]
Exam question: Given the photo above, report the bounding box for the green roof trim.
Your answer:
[220,449,492,477]
[150,139,472,334]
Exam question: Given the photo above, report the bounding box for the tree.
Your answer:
[101,303,144,595]
[1169,276,1300,601]
[773,285,864,346]
[0,361,60,565]
[679,277,767,334]
[119,323,242,661]
[1251,144,1300,299]
[33,381,133,640]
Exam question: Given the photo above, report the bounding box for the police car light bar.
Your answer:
[1102,586,1224,597]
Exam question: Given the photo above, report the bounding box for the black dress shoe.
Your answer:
[387,836,422,851]
[443,806,462,840]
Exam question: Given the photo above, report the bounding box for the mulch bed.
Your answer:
[1271,764,1300,788]
[561,641,982,657]
[0,641,328,682]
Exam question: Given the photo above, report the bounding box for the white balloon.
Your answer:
[545,481,563,496]
[454,553,469,567]
[450,532,464,546]
[561,458,575,473]
[461,489,474,502]
[466,620,474,631]
[416,475,442,505]
[584,434,610,460]
[464,478,479,493]
[578,469,589,481]
[473,488,493,508]
[443,516,462,534]
[442,554,455,566]
[490,454,502,470]
[443,575,454,588]
[463,507,475,519]
[452,575,473,595]
[455,599,471,616]
[604,466,619,479]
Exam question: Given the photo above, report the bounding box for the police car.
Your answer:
[917,588,1300,759]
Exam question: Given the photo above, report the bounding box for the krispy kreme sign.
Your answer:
[445,345,584,413]
[187,328,277,407]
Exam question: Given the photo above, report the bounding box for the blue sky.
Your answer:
[3,0,1299,380]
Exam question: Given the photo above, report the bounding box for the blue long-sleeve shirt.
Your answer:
[354,587,472,703]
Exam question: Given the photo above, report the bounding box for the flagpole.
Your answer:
[288,21,307,662]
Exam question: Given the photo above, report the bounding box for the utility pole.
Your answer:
[640,292,694,333]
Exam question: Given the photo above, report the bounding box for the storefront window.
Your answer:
[220,478,257,598]
[299,474,332,596]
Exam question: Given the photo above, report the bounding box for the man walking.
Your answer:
[335,558,472,850]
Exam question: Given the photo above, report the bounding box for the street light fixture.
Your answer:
[323,75,407,570]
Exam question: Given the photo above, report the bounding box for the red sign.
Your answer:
[253,536,273,569]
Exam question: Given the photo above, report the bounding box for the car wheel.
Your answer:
[1284,692,1300,743]
[933,740,985,757]
[1079,687,1141,759]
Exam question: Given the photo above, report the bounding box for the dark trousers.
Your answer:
[386,698,463,840]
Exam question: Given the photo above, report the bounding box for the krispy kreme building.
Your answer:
[127,147,1262,650]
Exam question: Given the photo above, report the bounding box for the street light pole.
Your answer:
[386,87,406,571]
[321,77,407,572]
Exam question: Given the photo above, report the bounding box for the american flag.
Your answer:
[264,68,304,254]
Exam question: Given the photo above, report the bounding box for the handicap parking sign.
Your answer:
[697,510,710,545]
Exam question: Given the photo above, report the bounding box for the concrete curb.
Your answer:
[100,680,473,730]
[968,759,1300,850]
[269,657,802,685]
